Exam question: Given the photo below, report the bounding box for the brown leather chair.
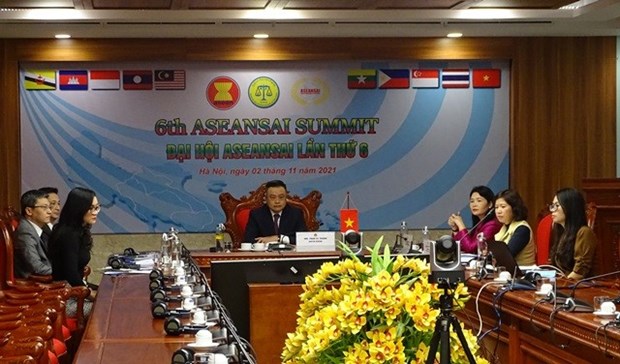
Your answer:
[219,184,322,248]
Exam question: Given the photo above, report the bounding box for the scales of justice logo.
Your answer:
[248,76,279,108]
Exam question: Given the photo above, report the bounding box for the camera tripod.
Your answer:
[425,279,476,364]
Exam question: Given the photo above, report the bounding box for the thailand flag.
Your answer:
[441,69,470,88]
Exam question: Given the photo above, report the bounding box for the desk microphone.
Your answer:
[562,270,620,312]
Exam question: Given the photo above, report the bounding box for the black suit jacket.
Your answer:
[243,204,307,244]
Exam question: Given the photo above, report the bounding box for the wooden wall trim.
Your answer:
[0,37,616,226]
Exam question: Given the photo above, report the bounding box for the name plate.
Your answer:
[296,231,336,252]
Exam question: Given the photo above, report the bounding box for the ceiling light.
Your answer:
[55,34,71,39]
[447,32,463,38]
[253,33,269,39]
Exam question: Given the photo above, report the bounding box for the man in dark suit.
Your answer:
[14,189,53,278]
[244,180,307,245]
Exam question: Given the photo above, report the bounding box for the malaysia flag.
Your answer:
[411,69,439,88]
[59,70,88,91]
[90,70,120,90]
[442,69,470,88]
[378,69,410,89]
[123,70,152,90]
[154,70,186,90]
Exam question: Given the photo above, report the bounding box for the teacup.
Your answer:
[536,277,553,294]
[252,243,265,251]
[240,242,252,251]
[175,266,186,277]
[594,296,615,313]
[195,329,213,345]
[498,271,512,281]
[183,297,195,310]
[181,285,193,297]
[193,309,206,324]
[175,274,187,285]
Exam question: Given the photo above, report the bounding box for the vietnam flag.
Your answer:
[472,69,501,88]
[340,209,359,233]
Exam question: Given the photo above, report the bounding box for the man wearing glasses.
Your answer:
[14,189,53,278]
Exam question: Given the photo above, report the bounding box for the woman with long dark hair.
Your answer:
[448,185,502,254]
[549,188,597,279]
[49,187,99,286]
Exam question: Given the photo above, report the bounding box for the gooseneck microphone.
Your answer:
[463,208,495,237]
[562,270,620,312]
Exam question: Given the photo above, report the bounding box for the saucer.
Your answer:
[191,320,216,327]
[238,248,251,251]
[534,290,552,296]
[493,278,508,283]
[187,342,219,351]
[251,247,267,252]
[593,310,618,317]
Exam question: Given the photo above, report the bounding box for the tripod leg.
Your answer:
[450,316,477,364]
[440,323,451,364]
[425,319,443,364]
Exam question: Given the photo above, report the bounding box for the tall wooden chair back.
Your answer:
[219,184,322,248]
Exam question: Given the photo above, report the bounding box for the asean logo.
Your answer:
[206,76,240,110]
[248,76,279,108]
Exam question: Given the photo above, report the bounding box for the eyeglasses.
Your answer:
[89,204,101,213]
[32,205,51,211]
[548,202,561,212]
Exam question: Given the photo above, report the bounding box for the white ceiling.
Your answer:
[0,0,618,38]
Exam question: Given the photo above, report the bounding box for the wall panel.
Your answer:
[0,37,615,226]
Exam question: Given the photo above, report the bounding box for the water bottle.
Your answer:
[421,226,431,254]
[400,221,408,243]
[215,223,225,252]
[476,232,488,274]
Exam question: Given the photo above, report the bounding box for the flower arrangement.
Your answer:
[282,238,489,364]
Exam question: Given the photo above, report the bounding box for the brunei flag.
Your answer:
[340,209,359,233]
[347,69,377,89]
[24,70,56,90]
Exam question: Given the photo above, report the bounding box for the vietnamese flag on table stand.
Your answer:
[340,209,359,233]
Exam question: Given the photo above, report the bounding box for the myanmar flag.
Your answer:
[340,209,359,232]
[347,69,377,89]
[24,70,56,90]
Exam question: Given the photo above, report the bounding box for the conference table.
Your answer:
[73,273,194,363]
[458,277,620,363]
[74,254,620,364]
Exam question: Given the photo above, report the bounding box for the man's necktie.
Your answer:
[273,214,280,235]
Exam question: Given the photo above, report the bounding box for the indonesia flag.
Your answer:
[411,69,439,88]
[90,70,120,90]
[378,69,410,89]
[442,69,470,88]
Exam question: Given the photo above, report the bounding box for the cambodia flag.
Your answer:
[59,70,88,91]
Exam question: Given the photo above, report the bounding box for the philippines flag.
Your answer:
[378,69,410,89]
[59,70,88,91]
[442,69,470,88]
[411,69,439,88]
[90,70,120,90]
[123,70,153,90]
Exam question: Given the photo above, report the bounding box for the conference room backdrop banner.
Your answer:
[20,61,509,233]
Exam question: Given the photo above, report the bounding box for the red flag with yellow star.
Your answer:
[340,209,359,232]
